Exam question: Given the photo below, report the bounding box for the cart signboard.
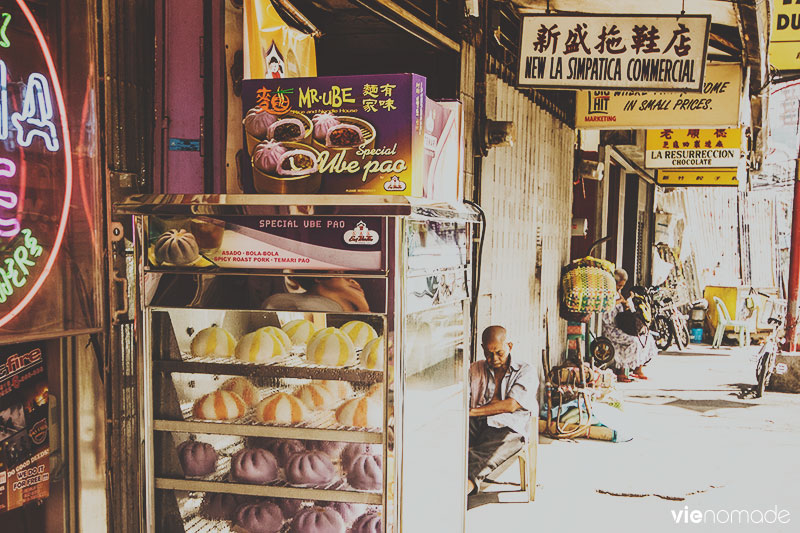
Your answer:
[518,14,710,90]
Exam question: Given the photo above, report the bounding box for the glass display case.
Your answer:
[116,194,480,533]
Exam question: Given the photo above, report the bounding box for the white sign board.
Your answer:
[518,14,711,91]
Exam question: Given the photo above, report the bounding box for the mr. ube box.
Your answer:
[241,74,426,196]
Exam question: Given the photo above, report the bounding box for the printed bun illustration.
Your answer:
[255,392,309,424]
[220,377,260,407]
[154,229,199,265]
[319,379,354,400]
[244,106,279,139]
[190,326,236,359]
[290,506,346,533]
[340,321,378,350]
[234,501,284,533]
[326,123,364,148]
[346,453,382,491]
[192,390,247,420]
[360,337,384,370]
[252,140,288,174]
[312,116,375,165]
[305,328,357,367]
[335,397,381,429]
[285,451,337,487]
[351,512,382,533]
[235,329,287,363]
[268,117,307,142]
[282,319,317,346]
[311,113,340,143]
[230,448,279,484]
[277,149,319,177]
[259,326,292,350]
[176,440,217,477]
[293,383,337,410]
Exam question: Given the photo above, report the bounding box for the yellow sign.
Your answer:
[770,1,800,71]
[575,64,741,129]
[645,128,741,168]
[656,169,739,186]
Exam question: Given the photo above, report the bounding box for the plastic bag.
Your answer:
[244,0,317,79]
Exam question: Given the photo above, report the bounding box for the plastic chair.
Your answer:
[711,296,751,348]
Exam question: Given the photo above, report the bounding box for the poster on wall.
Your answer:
[518,14,710,90]
[575,63,742,129]
[769,0,800,72]
[645,128,741,168]
[0,342,49,514]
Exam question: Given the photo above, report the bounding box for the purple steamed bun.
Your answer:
[201,492,247,521]
[230,448,279,484]
[285,451,336,487]
[290,506,345,533]
[234,501,284,533]
[305,440,347,458]
[252,140,288,174]
[312,113,340,143]
[177,440,217,477]
[265,438,306,467]
[325,124,364,148]
[268,117,306,142]
[276,149,318,177]
[315,501,366,525]
[340,443,379,470]
[351,512,382,533]
[270,497,305,519]
[346,453,382,491]
[244,106,279,138]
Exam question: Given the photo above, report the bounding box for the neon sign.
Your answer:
[0,0,72,329]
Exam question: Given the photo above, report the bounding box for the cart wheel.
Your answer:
[652,316,672,351]
[590,337,615,368]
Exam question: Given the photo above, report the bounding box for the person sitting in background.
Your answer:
[602,268,657,382]
[467,325,536,495]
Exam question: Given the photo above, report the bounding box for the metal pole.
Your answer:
[784,157,800,351]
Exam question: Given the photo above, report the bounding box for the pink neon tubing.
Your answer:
[0,0,73,329]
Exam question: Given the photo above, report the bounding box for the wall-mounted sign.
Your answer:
[656,169,739,187]
[0,342,50,515]
[518,14,710,90]
[0,1,72,330]
[575,63,741,129]
[645,128,741,168]
[769,0,800,72]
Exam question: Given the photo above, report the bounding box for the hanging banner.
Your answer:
[518,14,710,90]
[769,0,800,72]
[656,169,739,186]
[0,342,49,514]
[575,63,742,129]
[645,128,741,168]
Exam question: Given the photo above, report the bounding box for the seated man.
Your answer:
[467,325,537,495]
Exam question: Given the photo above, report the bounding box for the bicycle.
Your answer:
[755,317,783,398]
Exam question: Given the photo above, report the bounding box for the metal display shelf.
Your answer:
[155,355,383,383]
[154,478,382,505]
[153,419,382,443]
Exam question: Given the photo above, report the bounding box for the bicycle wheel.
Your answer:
[756,351,775,398]
[652,316,672,350]
[678,319,690,347]
[590,337,615,368]
[671,319,685,351]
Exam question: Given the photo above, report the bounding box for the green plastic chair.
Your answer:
[711,296,751,348]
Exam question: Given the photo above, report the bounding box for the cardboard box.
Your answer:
[241,74,427,196]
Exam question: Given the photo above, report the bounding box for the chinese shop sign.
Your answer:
[656,169,738,187]
[0,342,50,514]
[0,1,72,329]
[575,63,742,129]
[645,128,741,168]
[518,14,710,90]
[769,0,800,71]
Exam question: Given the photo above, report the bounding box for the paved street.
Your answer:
[467,344,800,533]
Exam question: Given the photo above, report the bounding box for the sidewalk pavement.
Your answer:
[467,343,800,533]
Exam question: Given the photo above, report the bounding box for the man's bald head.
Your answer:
[482,325,507,344]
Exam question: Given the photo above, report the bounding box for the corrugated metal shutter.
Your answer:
[477,73,574,377]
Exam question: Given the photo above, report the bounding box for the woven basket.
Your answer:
[561,265,616,313]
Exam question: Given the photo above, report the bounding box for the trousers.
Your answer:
[468,416,525,491]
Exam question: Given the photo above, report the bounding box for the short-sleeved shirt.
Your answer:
[469,356,537,437]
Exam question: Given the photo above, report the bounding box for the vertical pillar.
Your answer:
[783,158,800,351]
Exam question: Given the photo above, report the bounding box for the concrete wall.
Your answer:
[476,73,575,379]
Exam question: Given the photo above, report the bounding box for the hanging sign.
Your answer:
[518,14,710,90]
[0,342,50,515]
[769,0,800,71]
[575,63,742,129]
[656,169,739,187]
[0,1,72,330]
[645,128,741,168]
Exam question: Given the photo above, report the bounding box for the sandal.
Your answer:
[632,373,648,380]
[616,374,633,383]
